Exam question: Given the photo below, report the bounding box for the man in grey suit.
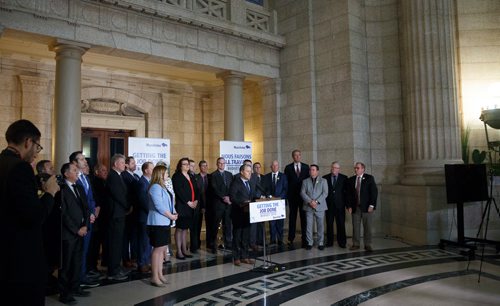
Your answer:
[300,164,328,250]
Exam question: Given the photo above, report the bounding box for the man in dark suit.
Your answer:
[121,156,140,268]
[58,163,91,304]
[210,157,233,252]
[229,164,257,266]
[105,154,129,281]
[136,161,153,273]
[323,161,348,248]
[262,160,288,246]
[284,149,310,248]
[0,119,59,306]
[69,151,99,288]
[195,160,211,252]
[346,162,378,252]
[249,161,265,250]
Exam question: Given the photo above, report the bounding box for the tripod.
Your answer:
[467,169,500,282]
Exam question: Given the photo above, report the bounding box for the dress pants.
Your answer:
[305,209,325,246]
[288,198,307,245]
[249,222,263,246]
[205,208,215,249]
[190,206,202,252]
[80,222,92,281]
[214,203,232,247]
[87,219,102,271]
[108,216,125,276]
[325,206,346,246]
[137,222,151,268]
[352,208,373,247]
[269,219,284,243]
[59,237,83,298]
[122,214,138,263]
[232,225,250,260]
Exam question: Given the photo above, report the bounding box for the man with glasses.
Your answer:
[0,119,60,305]
[346,162,378,252]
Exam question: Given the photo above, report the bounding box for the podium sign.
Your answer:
[249,199,286,223]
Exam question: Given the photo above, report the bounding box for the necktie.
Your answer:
[272,173,276,195]
[333,175,337,187]
[356,176,361,206]
[72,184,81,199]
[272,173,276,185]
[134,173,140,181]
[221,172,226,186]
[245,180,251,194]
[80,175,89,194]
[295,164,300,177]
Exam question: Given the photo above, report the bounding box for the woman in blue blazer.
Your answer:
[147,165,178,287]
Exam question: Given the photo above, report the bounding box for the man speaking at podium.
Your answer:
[229,164,257,266]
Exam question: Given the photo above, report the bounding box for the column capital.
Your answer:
[216,70,246,81]
[49,39,90,59]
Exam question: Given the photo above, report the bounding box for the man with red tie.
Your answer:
[346,162,378,252]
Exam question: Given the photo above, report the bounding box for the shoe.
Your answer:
[184,253,193,258]
[139,265,151,273]
[176,254,186,260]
[241,258,255,264]
[160,278,169,284]
[349,245,360,251]
[277,240,283,246]
[365,245,373,252]
[218,244,225,250]
[107,273,128,281]
[163,259,171,265]
[305,245,312,250]
[326,242,334,247]
[250,244,259,252]
[59,295,77,305]
[80,280,100,288]
[73,288,91,297]
[210,248,217,254]
[150,281,166,288]
[339,244,346,248]
[87,270,101,277]
[318,245,324,250]
[287,241,295,250]
[233,259,241,266]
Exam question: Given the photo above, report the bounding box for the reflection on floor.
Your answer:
[45,237,500,306]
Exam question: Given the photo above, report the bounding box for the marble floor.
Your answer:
[45,237,500,306]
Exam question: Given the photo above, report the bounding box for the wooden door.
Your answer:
[81,128,131,171]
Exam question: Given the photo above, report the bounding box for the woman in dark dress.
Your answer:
[171,157,199,259]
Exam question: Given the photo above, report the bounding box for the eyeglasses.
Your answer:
[32,139,43,153]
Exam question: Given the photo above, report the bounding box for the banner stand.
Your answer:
[249,198,286,273]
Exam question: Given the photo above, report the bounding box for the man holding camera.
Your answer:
[0,120,59,306]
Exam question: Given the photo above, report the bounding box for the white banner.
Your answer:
[249,199,286,223]
[219,140,252,175]
[128,137,170,176]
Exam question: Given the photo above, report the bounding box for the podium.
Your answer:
[249,198,286,273]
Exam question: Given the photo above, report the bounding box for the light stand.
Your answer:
[466,109,500,282]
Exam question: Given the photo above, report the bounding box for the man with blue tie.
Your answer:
[229,164,256,266]
[69,151,100,288]
[263,160,288,246]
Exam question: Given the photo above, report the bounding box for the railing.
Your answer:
[121,0,276,35]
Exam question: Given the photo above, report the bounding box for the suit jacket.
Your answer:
[284,162,310,202]
[229,177,257,228]
[210,170,233,208]
[76,173,96,213]
[89,174,108,221]
[172,172,199,218]
[0,148,55,283]
[137,176,150,223]
[106,169,129,218]
[195,173,211,210]
[300,176,328,212]
[121,170,140,217]
[262,172,288,199]
[58,183,90,240]
[322,173,348,210]
[346,173,378,213]
[147,183,174,226]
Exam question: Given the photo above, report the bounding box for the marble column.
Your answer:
[400,0,462,185]
[49,40,89,169]
[217,71,245,141]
